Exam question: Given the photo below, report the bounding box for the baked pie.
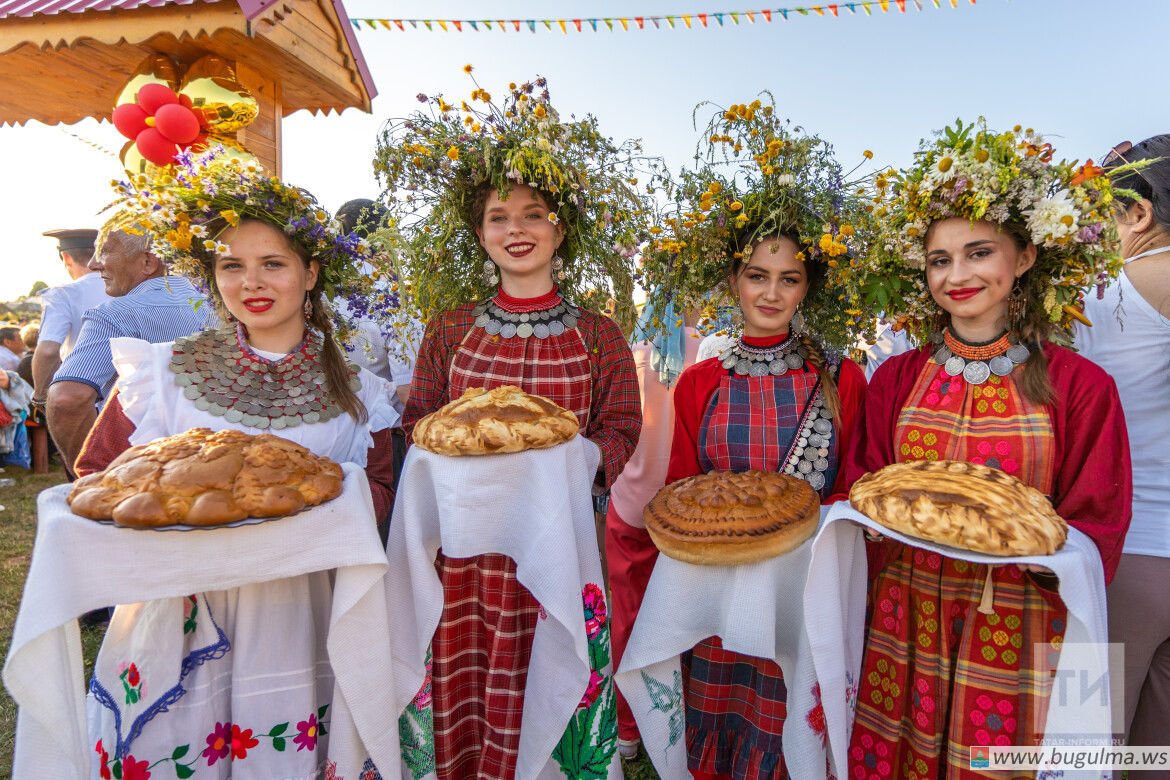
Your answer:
[68,427,343,528]
[644,470,820,566]
[849,459,1067,556]
[413,385,580,456]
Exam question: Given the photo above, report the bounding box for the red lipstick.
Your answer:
[945,287,981,301]
[243,298,274,313]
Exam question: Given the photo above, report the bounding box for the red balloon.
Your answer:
[137,83,179,115]
[154,104,200,144]
[112,103,148,140]
[178,93,193,109]
[135,127,178,166]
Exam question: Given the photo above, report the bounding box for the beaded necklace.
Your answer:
[931,328,1030,384]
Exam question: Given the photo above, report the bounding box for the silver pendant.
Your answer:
[785,353,805,370]
[963,359,991,385]
[932,345,953,364]
[548,320,566,336]
[943,355,967,377]
[807,471,826,492]
[484,319,502,336]
[499,322,518,339]
[749,361,769,378]
[1006,344,1030,363]
[768,358,786,374]
[734,358,752,375]
[533,323,550,339]
[515,322,534,339]
[989,354,1015,376]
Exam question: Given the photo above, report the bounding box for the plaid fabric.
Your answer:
[698,369,837,497]
[849,360,1063,779]
[431,552,541,780]
[682,637,788,780]
[893,361,1056,494]
[849,552,1066,779]
[403,300,640,488]
[74,389,134,476]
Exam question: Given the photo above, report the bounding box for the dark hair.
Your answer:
[0,325,19,344]
[336,199,390,239]
[204,218,367,423]
[731,230,843,421]
[1105,135,1170,230]
[924,219,1056,407]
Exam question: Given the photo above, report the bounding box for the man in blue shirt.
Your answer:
[47,226,216,472]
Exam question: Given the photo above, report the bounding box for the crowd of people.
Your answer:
[6,77,1169,780]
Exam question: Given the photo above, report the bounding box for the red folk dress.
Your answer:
[841,343,1131,780]
[666,334,867,780]
[402,287,640,780]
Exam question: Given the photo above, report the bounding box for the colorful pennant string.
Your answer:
[350,0,980,32]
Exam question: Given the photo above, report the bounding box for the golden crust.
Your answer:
[413,386,580,456]
[66,427,343,528]
[849,459,1067,556]
[643,470,820,566]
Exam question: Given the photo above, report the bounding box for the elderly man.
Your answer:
[47,225,216,472]
[29,229,108,415]
[0,325,23,371]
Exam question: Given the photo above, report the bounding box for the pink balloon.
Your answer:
[112,103,148,140]
[135,127,178,166]
[136,83,179,115]
[154,103,201,144]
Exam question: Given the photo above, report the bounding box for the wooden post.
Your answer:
[234,61,283,178]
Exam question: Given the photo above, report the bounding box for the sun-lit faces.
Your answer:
[925,218,1036,342]
[476,183,564,296]
[214,219,319,353]
[730,237,810,339]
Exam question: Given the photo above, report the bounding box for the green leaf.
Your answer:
[171,745,189,760]
[317,704,330,720]
[269,722,288,736]
[175,764,194,779]
[112,762,123,780]
[272,737,286,752]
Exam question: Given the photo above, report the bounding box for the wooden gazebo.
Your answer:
[0,0,376,175]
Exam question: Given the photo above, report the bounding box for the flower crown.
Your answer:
[641,97,873,351]
[373,69,664,333]
[852,118,1141,343]
[110,147,398,342]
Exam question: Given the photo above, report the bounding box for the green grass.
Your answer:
[0,464,105,780]
[0,465,660,779]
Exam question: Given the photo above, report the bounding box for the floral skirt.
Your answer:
[682,636,788,780]
[848,545,1066,780]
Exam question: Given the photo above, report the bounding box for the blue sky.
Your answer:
[1,0,1166,301]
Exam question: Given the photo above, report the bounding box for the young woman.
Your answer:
[74,150,398,778]
[382,77,650,778]
[640,102,869,779]
[843,121,1133,776]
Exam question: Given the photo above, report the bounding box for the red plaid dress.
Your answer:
[403,288,640,780]
[665,336,868,780]
[841,345,1133,780]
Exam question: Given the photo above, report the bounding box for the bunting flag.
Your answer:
[349,0,985,32]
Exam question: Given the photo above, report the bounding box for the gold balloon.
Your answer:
[119,140,176,178]
[180,56,259,134]
[198,136,263,171]
[114,54,180,109]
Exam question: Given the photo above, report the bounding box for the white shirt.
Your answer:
[0,345,21,371]
[346,317,422,414]
[37,271,109,357]
[1075,251,1170,557]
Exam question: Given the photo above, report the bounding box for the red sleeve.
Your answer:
[826,358,868,502]
[365,427,396,528]
[75,390,136,476]
[582,313,642,489]
[1045,344,1132,584]
[402,308,468,442]
[665,358,722,485]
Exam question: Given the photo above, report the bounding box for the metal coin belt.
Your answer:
[782,394,834,493]
[719,335,806,377]
[931,329,1030,385]
[169,326,360,429]
[471,296,582,339]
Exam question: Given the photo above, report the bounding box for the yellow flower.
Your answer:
[728,201,743,211]
[863,149,873,159]
[463,64,474,74]
[937,156,954,173]
[509,82,517,90]
[975,148,990,163]
[534,105,547,118]
[708,182,722,194]
[447,146,459,161]
[794,251,807,263]
[649,226,663,235]
[840,224,854,237]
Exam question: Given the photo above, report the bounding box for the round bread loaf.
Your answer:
[849,459,1067,556]
[413,385,579,456]
[67,427,343,528]
[644,470,820,566]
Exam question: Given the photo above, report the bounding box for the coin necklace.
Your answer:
[471,295,581,340]
[931,329,1030,384]
[719,335,806,377]
[781,393,835,493]
[169,325,361,430]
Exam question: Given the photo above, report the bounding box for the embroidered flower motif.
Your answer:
[412,659,433,710]
[121,755,151,780]
[361,757,384,780]
[294,714,319,752]
[231,724,259,759]
[579,669,605,708]
[118,661,144,705]
[95,739,112,780]
[582,583,607,638]
[806,683,827,744]
[325,759,340,779]
[203,721,232,765]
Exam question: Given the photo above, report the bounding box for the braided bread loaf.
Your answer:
[849,459,1067,556]
[413,385,579,456]
[67,428,343,528]
[644,470,820,566]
